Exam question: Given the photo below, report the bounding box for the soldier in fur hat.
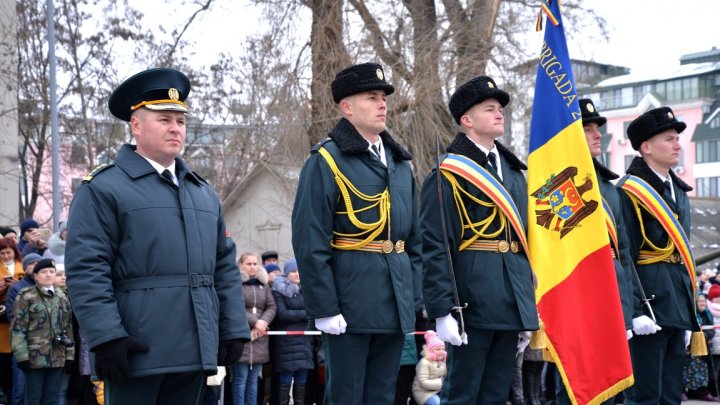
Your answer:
[420,76,538,404]
[292,62,422,404]
[617,106,699,404]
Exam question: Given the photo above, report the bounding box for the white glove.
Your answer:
[315,314,347,335]
[632,315,662,335]
[517,331,532,356]
[626,330,633,340]
[435,313,468,346]
[685,330,691,348]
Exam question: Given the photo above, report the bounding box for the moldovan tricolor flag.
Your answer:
[527,1,633,404]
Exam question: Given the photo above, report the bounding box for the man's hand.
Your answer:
[435,313,467,346]
[217,338,245,366]
[315,314,347,335]
[93,336,149,382]
[626,330,633,340]
[632,315,662,335]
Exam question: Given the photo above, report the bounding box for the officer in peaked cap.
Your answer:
[618,105,696,403]
[65,68,250,404]
[292,62,422,404]
[108,68,191,122]
[421,75,539,404]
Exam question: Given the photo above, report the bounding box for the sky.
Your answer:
[128,0,719,78]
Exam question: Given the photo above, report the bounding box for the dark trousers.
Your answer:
[105,371,205,405]
[442,328,518,405]
[395,364,417,405]
[322,332,404,405]
[24,367,63,405]
[625,327,684,405]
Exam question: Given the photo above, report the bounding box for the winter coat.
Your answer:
[617,156,698,331]
[412,355,446,404]
[10,285,74,368]
[240,266,276,365]
[595,159,635,330]
[271,276,314,373]
[65,144,251,378]
[399,333,418,367]
[421,134,538,330]
[292,118,423,334]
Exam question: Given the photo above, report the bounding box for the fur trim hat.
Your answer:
[21,253,42,270]
[579,99,606,127]
[283,258,298,276]
[449,76,509,125]
[19,218,39,236]
[331,63,395,103]
[709,284,720,301]
[627,107,686,151]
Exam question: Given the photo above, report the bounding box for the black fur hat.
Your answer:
[331,63,395,103]
[627,107,687,151]
[579,99,606,127]
[449,76,510,125]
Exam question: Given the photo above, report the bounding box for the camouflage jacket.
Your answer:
[10,286,74,368]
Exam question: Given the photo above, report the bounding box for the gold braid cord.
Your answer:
[627,193,675,264]
[318,148,391,250]
[442,171,505,251]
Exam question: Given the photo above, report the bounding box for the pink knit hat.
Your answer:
[424,330,445,356]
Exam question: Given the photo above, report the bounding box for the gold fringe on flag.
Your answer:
[691,331,708,356]
[529,320,547,350]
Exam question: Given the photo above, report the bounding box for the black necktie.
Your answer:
[46,289,54,297]
[664,180,673,201]
[487,152,497,172]
[371,144,382,161]
[162,169,174,183]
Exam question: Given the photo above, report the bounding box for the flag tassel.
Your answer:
[691,331,708,356]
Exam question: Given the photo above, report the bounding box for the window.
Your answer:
[696,141,720,163]
[622,121,633,139]
[696,177,720,197]
[624,154,635,171]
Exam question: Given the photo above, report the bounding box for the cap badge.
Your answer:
[667,111,674,119]
[376,69,384,80]
[587,103,595,113]
[488,81,495,88]
[168,88,180,101]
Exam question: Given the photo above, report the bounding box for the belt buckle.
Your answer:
[394,240,405,253]
[190,273,200,288]
[497,240,510,253]
[381,240,394,254]
[510,241,520,253]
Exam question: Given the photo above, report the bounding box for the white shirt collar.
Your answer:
[651,168,675,201]
[465,135,502,180]
[367,138,386,166]
[138,154,178,185]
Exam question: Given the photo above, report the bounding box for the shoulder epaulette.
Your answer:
[82,163,115,183]
[18,285,36,296]
[310,138,333,154]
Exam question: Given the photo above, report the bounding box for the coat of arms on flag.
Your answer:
[531,167,598,238]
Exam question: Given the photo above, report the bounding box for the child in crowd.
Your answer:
[412,331,446,405]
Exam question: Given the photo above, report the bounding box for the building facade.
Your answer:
[578,47,720,197]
